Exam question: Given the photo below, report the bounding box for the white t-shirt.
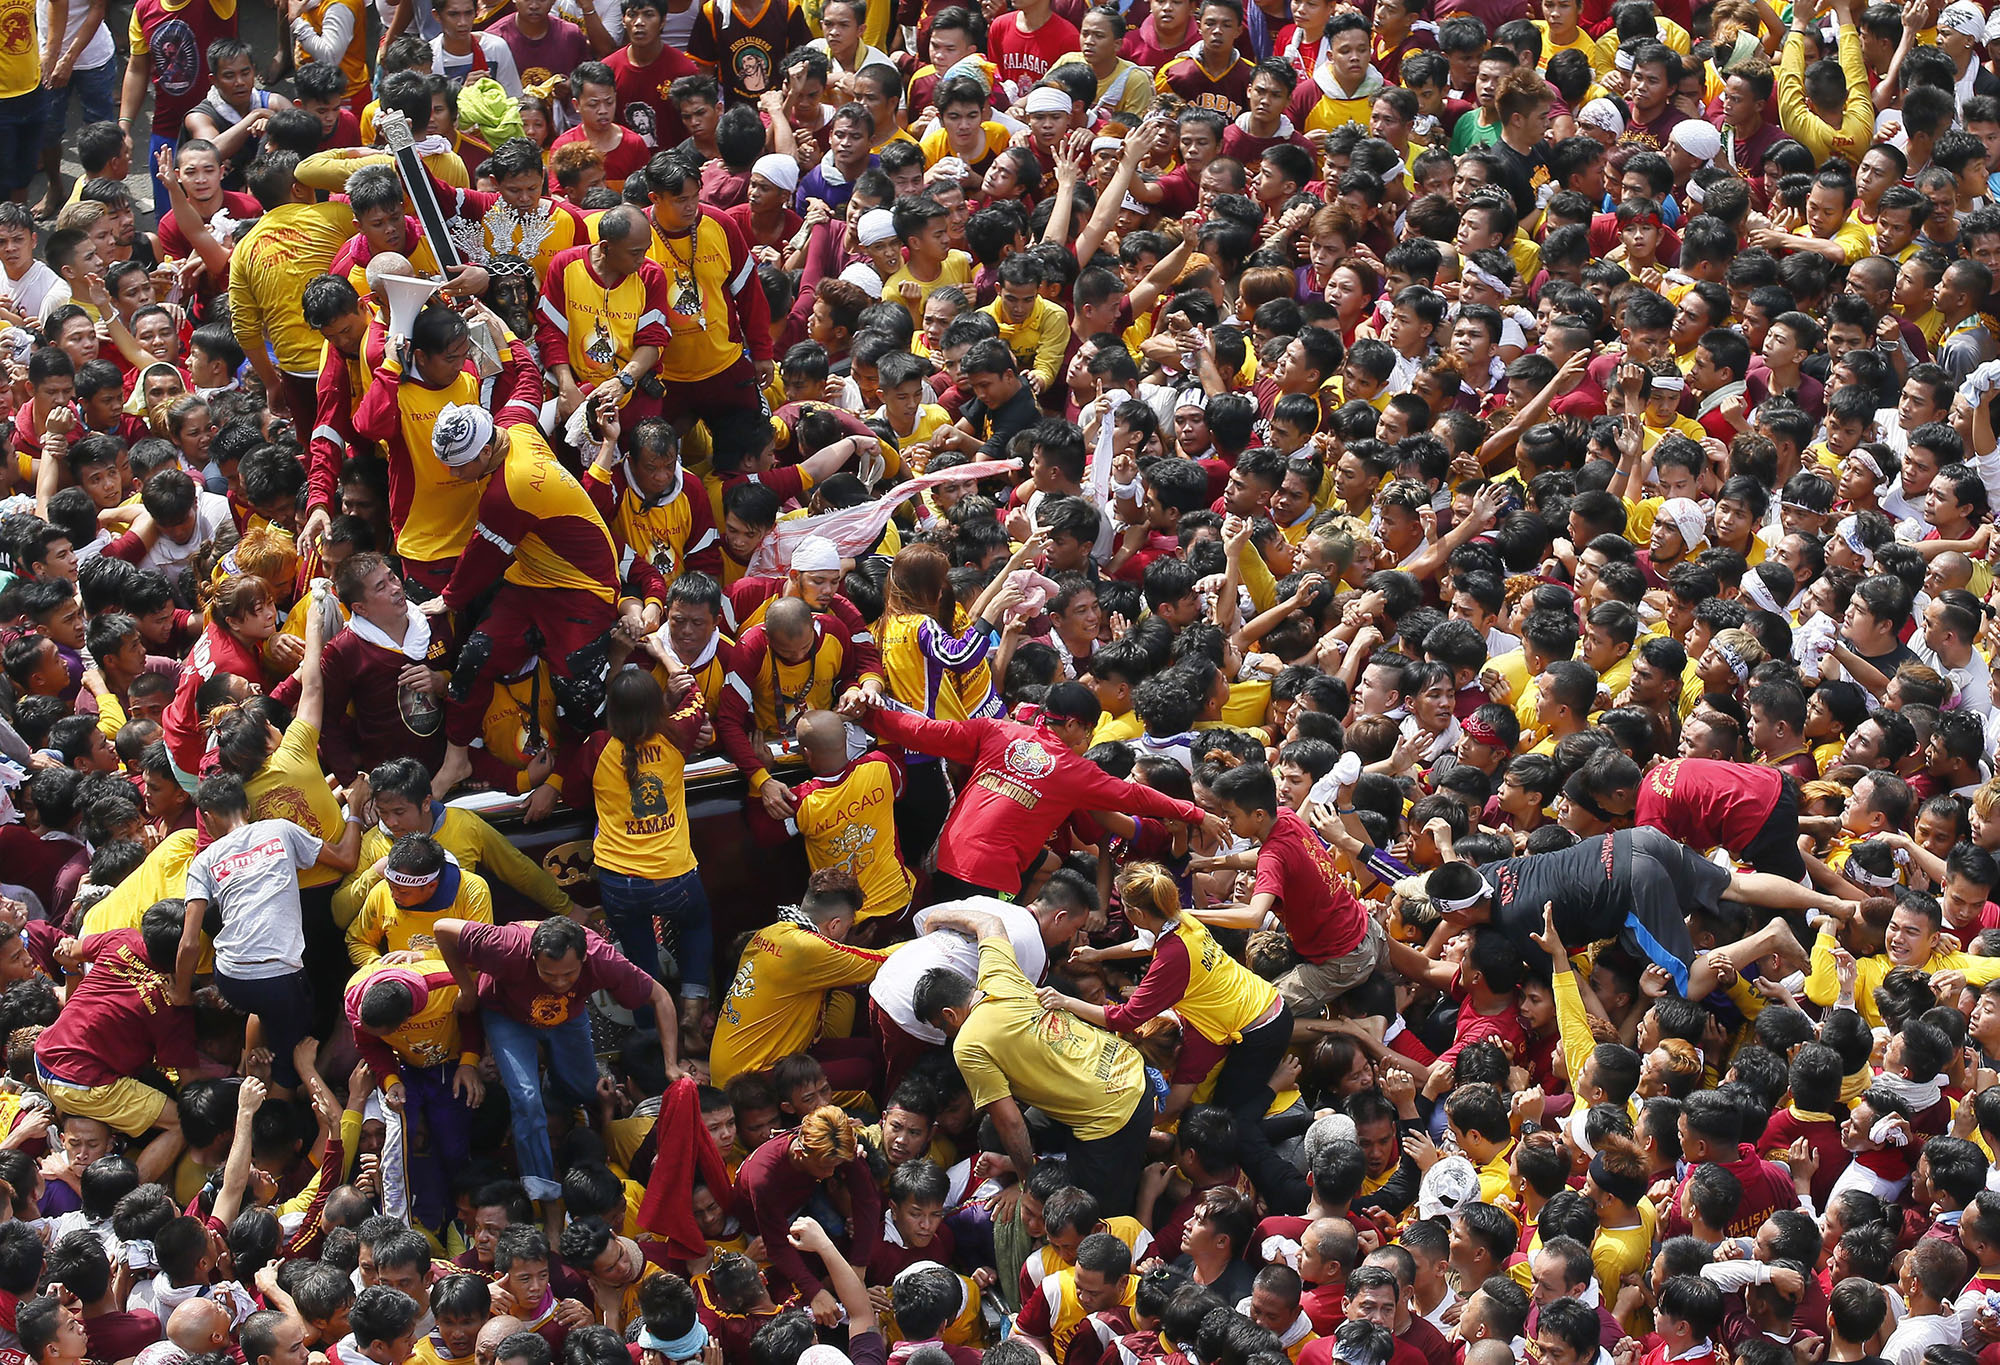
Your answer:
[869,897,1049,1044]
[3,261,60,321]
[1913,632,1994,718]
[141,489,234,576]
[183,818,324,979]
[36,0,113,70]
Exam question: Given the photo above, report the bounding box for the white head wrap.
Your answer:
[752,154,801,193]
[1669,119,1721,161]
[1940,1,1984,37]
[838,262,884,297]
[857,209,898,246]
[1023,85,1073,115]
[432,404,495,468]
[791,536,843,573]
[1657,496,1708,551]
[1577,98,1625,134]
[1417,1156,1481,1219]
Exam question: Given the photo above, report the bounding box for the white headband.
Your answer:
[384,866,440,888]
[1091,136,1123,153]
[1651,373,1686,392]
[1742,570,1780,614]
[1023,86,1073,115]
[1462,263,1508,294]
[1434,873,1495,913]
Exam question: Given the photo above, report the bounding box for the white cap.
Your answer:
[791,535,843,573]
[857,208,898,246]
[1577,98,1626,135]
[751,154,801,194]
[432,403,494,467]
[1668,119,1720,161]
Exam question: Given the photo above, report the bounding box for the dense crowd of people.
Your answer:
[12,0,2000,1363]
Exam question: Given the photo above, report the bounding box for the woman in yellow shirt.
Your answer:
[1042,864,1293,1141]
[588,668,714,1024]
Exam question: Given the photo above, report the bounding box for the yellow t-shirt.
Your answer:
[954,938,1145,1141]
[346,868,494,967]
[1535,21,1605,72]
[793,753,914,921]
[246,718,347,889]
[710,921,894,1084]
[1591,1199,1658,1298]
[593,729,699,881]
[0,0,41,98]
[883,250,974,323]
[228,201,358,374]
[348,959,480,1079]
[919,122,1011,170]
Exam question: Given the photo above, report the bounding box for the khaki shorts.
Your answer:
[1277,915,1386,1014]
[45,1074,170,1136]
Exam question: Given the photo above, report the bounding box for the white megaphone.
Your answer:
[378,271,444,344]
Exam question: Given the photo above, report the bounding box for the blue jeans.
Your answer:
[0,95,47,195]
[147,133,174,226]
[598,867,712,999]
[482,1009,597,1202]
[42,59,118,152]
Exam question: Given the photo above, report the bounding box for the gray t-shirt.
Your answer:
[184,819,323,979]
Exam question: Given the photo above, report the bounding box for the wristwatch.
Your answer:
[616,370,637,391]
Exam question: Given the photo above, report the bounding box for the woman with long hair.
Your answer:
[1040,862,1301,1205]
[585,667,711,1042]
[875,539,1035,863]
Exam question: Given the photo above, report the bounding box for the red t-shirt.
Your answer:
[1253,808,1368,963]
[988,10,1080,90]
[550,125,651,191]
[1635,758,1782,856]
[606,44,700,149]
[158,191,264,259]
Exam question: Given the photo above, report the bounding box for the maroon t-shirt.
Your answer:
[85,1310,163,1362]
[606,44,700,149]
[1253,808,1368,962]
[454,920,656,1025]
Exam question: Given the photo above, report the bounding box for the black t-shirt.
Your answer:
[1485,828,1725,992]
[1173,1254,1257,1305]
[1489,137,1546,219]
[1853,640,1919,680]
[961,383,1041,461]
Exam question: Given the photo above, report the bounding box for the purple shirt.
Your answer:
[455,919,654,1026]
[486,13,588,88]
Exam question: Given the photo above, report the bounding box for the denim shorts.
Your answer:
[42,59,118,152]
